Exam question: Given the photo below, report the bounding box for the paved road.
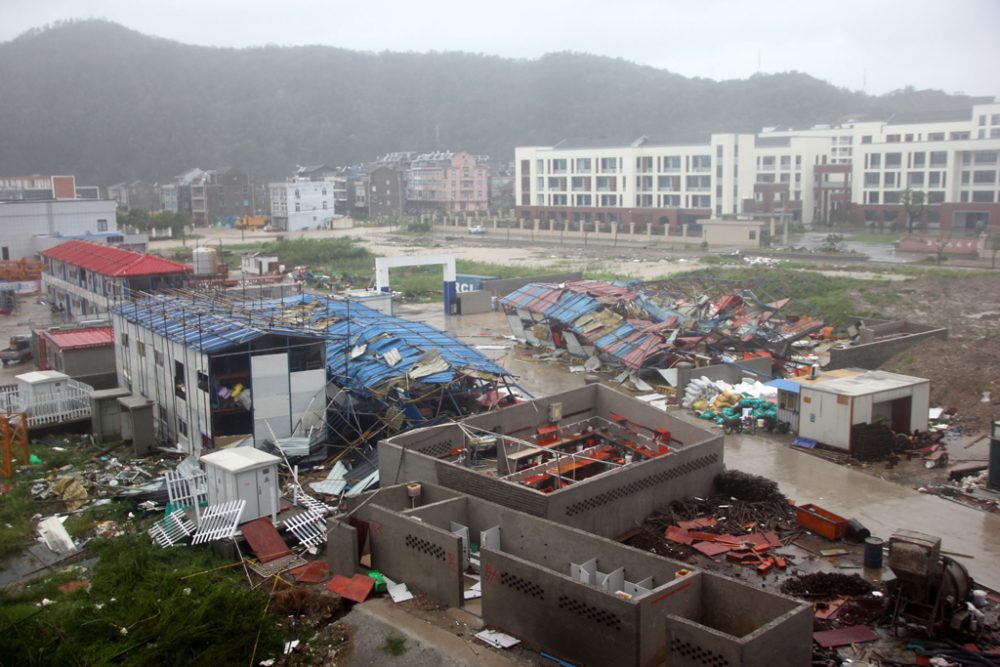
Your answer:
[722,431,1000,590]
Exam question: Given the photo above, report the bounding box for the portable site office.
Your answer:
[796,369,930,453]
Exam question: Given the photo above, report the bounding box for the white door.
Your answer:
[237,471,260,520]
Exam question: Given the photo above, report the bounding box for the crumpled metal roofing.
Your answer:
[268,295,509,397]
[114,294,510,392]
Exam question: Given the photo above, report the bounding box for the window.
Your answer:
[929,172,942,187]
[979,115,987,126]
[907,172,924,187]
[599,194,619,207]
[662,156,681,171]
[574,194,592,206]
[691,155,712,171]
[595,176,615,192]
[97,219,108,232]
[886,134,900,143]
[864,172,879,187]
[177,418,188,438]
[574,158,591,173]
[637,194,654,207]
[690,195,711,208]
[930,151,947,167]
[927,191,945,204]
[547,177,566,190]
[748,230,757,241]
[661,194,680,207]
[885,153,902,168]
[197,371,208,392]
[912,152,926,168]
[780,156,791,170]
[535,159,544,174]
[884,172,897,187]
[174,360,186,400]
[883,191,900,204]
[760,156,775,170]
[974,150,998,164]
[657,175,679,191]
[961,171,971,185]
[598,157,617,173]
[571,176,589,191]
[685,175,711,191]
[137,342,146,357]
[861,136,872,144]
[158,405,167,423]
[120,332,128,347]
[972,191,996,203]
[866,191,880,204]
[154,349,163,367]
[636,175,653,191]
[869,154,881,169]
[950,131,970,140]
[552,159,567,173]
[973,170,996,184]
[992,114,1000,125]
[636,156,653,172]
[551,194,568,206]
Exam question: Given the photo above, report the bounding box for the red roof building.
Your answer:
[36,326,117,389]
[40,240,190,319]
[41,240,189,278]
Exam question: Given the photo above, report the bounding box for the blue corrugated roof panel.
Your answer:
[766,378,801,394]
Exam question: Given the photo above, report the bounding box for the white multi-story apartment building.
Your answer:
[515,99,1000,234]
[268,179,337,231]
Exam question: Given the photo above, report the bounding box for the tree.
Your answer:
[988,233,1000,270]
[899,189,926,234]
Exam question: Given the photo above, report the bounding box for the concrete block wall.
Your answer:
[482,549,640,667]
[367,505,464,608]
[826,318,948,371]
[544,438,723,538]
[665,574,812,667]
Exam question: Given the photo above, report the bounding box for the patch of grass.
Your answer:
[382,634,408,656]
[0,483,36,561]
[0,534,282,666]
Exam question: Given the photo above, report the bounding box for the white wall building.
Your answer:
[515,98,1000,234]
[0,199,118,260]
[268,180,337,231]
[112,295,328,455]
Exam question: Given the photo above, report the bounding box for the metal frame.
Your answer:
[191,500,245,545]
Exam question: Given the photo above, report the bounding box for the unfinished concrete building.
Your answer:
[379,383,723,539]
[329,482,812,667]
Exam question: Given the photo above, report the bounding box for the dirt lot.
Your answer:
[851,274,1000,431]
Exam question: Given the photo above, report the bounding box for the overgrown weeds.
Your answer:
[0,534,282,666]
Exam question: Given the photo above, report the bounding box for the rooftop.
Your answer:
[42,327,114,351]
[42,241,189,278]
[800,369,928,396]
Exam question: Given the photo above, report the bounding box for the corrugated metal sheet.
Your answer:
[41,240,190,278]
[44,327,114,350]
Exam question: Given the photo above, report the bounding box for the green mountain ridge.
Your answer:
[0,20,987,186]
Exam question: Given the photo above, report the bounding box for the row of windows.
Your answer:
[864,171,949,188]
[538,193,710,208]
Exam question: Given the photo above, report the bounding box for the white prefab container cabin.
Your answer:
[797,369,930,453]
[112,295,328,455]
[201,447,280,523]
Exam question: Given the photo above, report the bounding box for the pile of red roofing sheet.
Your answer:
[664,516,787,573]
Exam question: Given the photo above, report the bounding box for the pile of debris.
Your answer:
[636,471,801,573]
[501,279,826,377]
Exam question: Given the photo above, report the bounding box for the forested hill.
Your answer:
[0,20,987,186]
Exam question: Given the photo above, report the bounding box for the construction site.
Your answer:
[1,229,999,667]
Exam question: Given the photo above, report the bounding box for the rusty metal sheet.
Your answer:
[812,625,878,648]
[326,574,375,603]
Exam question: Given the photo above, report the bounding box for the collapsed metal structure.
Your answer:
[119,290,520,460]
[501,279,825,374]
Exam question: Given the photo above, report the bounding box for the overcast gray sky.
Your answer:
[2,0,999,96]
